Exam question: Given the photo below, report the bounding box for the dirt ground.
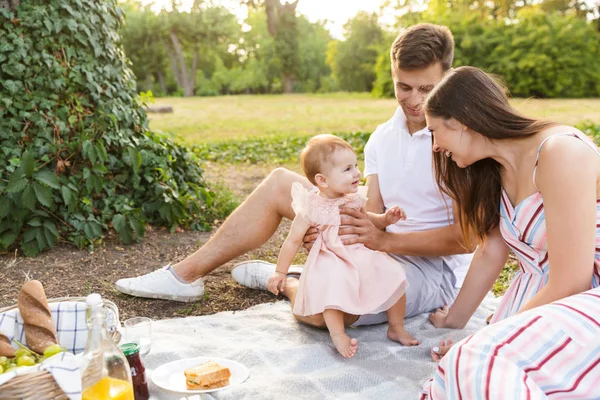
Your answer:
[0,164,297,321]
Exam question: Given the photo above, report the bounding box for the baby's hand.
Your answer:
[266,272,286,295]
[384,206,406,225]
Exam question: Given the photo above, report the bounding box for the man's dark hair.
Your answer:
[391,23,454,71]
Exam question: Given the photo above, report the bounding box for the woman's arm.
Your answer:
[519,136,598,312]
[430,226,509,329]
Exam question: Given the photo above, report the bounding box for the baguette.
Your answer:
[0,332,16,357]
[17,280,58,354]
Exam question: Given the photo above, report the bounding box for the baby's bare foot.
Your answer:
[330,333,358,358]
[387,325,420,346]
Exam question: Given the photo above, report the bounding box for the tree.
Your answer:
[243,0,300,93]
[376,1,600,98]
[328,12,385,92]
[161,1,240,97]
[295,16,332,92]
[121,1,169,94]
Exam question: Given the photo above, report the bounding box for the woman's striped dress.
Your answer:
[421,133,600,399]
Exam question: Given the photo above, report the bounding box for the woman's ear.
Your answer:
[314,173,327,188]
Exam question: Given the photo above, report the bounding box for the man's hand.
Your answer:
[431,338,454,362]
[266,272,286,295]
[338,207,386,251]
[302,227,319,251]
[429,305,452,328]
[384,206,406,226]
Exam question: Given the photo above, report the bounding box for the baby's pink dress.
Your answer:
[291,183,408,317]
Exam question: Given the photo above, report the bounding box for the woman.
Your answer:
[420,66,600,398]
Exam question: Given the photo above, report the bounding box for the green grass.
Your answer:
[148,94,600,143]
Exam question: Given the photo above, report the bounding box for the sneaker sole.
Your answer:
[231,260,303,290]
[116,286,204,303]
[233,259,304,273]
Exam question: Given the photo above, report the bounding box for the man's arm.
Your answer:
[364,175,396,230]
[340,200,476,256]
[388,200,475,256]
[365,175,385,214]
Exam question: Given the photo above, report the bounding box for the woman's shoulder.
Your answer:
[535,126,600,191]
[536,126,599,162]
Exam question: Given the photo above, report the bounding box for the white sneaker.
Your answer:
[231,260,303,291]
[115,266,204,302]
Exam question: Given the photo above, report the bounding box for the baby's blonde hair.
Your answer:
[300,134,355,186]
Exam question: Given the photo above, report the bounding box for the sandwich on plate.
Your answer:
[184,360,232,390]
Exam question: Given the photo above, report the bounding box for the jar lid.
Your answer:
[120,342,140,356]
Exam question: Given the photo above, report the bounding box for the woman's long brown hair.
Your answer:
[425,66,556,244]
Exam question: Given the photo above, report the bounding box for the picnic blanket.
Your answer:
[146,295,500,400]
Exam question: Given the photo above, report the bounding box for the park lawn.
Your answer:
[148,93,600,143]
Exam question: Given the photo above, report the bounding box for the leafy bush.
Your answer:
[194,123,600,165]
[580,122,600,145]
[0,0,227,256]
[371,52,393,99]
[193,132,371,165]
[373,9,600,98]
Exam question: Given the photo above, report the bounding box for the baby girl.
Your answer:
[267,134,418,358]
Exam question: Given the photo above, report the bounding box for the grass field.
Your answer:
[147,93,600,143]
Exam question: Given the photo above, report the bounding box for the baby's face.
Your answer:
[321,148,361,196]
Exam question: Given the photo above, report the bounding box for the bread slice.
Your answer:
[186,378,230,390]
[184,361,232,390]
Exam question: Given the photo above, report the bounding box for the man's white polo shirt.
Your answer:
[364,107,473,287]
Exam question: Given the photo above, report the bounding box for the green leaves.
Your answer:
[6,168,27,193]
[21,185,37,210]
[374,6,600,99]
[193,131,371,164]
[0,0,226,257]
[127,147,142,174]
[33,182,54,208]
[33,170,60,189]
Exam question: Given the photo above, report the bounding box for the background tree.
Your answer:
[328,12,385,92]
[121,1,169,94]
[116,0,600,98]
[294,16,332,92]
[373,0,600,98]
[243,0,300,93]
[162,0,240,97]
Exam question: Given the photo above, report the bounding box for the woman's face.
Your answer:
[427,115,478,168]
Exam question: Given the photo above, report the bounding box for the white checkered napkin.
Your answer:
[0,352,82,399]
[0,301,119,400]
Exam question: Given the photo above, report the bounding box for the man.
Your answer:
[116,23,474,328]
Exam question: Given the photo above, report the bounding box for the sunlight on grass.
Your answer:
[148,93,396,142]
[148,94,600,144]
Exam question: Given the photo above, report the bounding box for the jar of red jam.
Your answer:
[120,343,149,400]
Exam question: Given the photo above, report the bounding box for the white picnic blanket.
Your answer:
[146,295,500,400]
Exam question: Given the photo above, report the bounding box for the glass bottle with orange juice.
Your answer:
[80,294,134,400]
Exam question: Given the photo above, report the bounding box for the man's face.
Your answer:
[392,62,444,127]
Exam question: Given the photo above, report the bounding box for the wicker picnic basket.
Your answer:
[0,296,121,400]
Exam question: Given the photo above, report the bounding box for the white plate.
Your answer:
[151,356,250,394]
